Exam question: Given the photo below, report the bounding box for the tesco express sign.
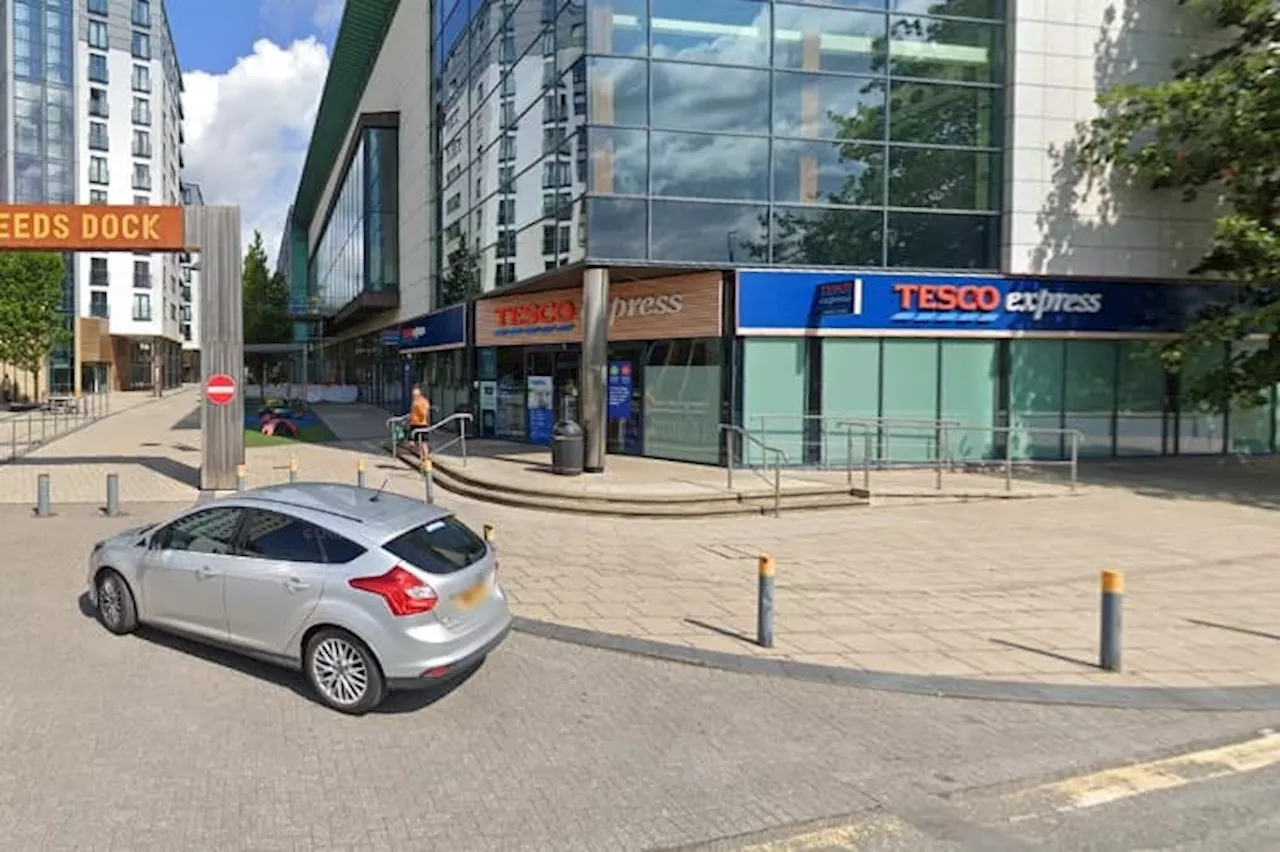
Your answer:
[892,283,1103,319]
[495,293,684,329]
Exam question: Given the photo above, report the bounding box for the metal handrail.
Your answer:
[719,424,786,516]
[410,413,474,466]
[3,390,111,463]
[386,414,409,458]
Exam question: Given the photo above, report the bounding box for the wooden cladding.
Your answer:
[76,317,112,364]
[475,272,723,347]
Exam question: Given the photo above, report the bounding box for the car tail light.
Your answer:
[349,565,437,616]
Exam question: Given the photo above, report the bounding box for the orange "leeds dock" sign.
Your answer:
[0,205,185,251]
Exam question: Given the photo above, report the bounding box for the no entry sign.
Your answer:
[205,373,236,406]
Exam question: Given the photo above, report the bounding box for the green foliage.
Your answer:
[0,251,71,394]
[242,231,291,345]
[439,244,482,307]
[1078,0,1280,406]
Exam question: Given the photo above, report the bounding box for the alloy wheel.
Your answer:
[98,575,123,629]
[310,637,370,707]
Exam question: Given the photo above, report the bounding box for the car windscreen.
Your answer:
[383,515,488,575]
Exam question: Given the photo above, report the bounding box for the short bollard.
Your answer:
[483,523,495,542]
[105,473,119,518]
[1100,569,1123,671]
[236,464,246,491]
[357,458,367,488]
[422,458,435,503]
[288,455,298,484]
[36,473,50,517]
[757,554,775,648]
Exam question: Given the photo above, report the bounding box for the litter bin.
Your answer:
[551,419,584,475]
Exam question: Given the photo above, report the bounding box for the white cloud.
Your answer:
[259,0,345,38]
[181,38,330,264]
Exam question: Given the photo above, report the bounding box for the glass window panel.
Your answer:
[1064,341,1117,459]
[586,127,647,194]
[886,212,997,269]
[888,146,998,210]
[774,71,885,140]
[880,339,939,462]
[889,15,1001,84]
[1228,342,1276,454]
[587,56,647,125]
[1177,344,1226,455]
[769,206,884,266]
[820,339,880,466]
[586,196,647,259]
[773,3,886,74]
[650,200,767,262]
[742,338,807,465]
[888,80,1001,147]
[651,61,770,133]
[940,340,998,459]
[643,340,723,464]
[651,131,768,199]
[588,0,647,55]
[1116,341,1166,456]
[891,0,1004,22]
[773,139,883,206]
[650,0,770,66]
[1009,340,1064,460]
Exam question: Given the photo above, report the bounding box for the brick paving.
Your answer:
[4,501,1280,850]
[9,395,1280,691]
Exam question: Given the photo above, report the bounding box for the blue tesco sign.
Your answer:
[396,304,466,349]
[737,271,1234,335]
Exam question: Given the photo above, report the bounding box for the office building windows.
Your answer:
[132,130,151,157]
[133,260,151,288]
[89,121,109,151]
[89,156,109,184]
[132,64,151,92]
[89,190,108,204]
[132,31,150,59]
[88,20,108,49]
[89,88,109,117]
[133,0,150,27]
[89,291,109,318]
[132,97,151,125]
[90,258,109,287]
[132,164,151,190]
[88,0,108,14]
[132,294,151,321]
[89,53,108,83]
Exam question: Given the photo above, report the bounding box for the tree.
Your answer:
[241,231,291,390]
[0,251,70,401]
[1078,0,1280,407]
[439,244,482,307]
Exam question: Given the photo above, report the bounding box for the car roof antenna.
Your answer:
[371,479,389,501]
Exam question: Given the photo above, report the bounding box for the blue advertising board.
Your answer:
[607,361,633,420]
[397,304,466,349]
[736,271,1236,336]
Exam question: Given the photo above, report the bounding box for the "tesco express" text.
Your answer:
[893,283,1103,319]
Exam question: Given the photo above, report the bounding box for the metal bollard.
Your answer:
[236,464,246,491]
[357,457,367,488]
[1100,569,1123,671]
[483,523,494,542]
[288,455,298,483]
[106,473,119,517]
[36,473,50,517]
[422,458,435,503]
[757,554,775,648]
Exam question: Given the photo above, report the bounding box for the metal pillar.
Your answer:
[187,206,245,491]
[581,267,608,473]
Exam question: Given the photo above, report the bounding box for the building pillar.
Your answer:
[581,267,609,472]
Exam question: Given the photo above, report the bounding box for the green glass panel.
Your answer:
[880,339,938,463]
[1116,341,1165,456]
[1177,344,1226,455]
[820,338,880,466]
[742,338,806,466]
[1009,340,1064,459]
[940,340,998,460]
[1064,341,1116,459]
[1228,342,1273,454]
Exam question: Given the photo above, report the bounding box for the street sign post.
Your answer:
[206,373,236,406]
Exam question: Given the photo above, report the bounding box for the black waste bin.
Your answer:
[551,419,584,475]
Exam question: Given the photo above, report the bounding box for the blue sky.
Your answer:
[171,0,338,74]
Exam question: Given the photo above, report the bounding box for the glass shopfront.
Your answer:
[393,305,468,419]
[473,271,725,461]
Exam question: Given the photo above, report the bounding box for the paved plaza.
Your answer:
[6,391,1280,693]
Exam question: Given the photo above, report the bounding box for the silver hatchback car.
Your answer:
[86,483,510,714]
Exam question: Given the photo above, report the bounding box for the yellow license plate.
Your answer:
[453,579,490,610]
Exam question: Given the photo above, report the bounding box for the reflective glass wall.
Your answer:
[434,0,588,307]
[308,126,400,312]
[13,0,76,394]
[584,0,1004,268]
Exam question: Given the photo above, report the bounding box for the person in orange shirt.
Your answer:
[408,385,431,457]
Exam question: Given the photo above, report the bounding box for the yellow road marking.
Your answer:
[1012,729,1280,817]
[737,814,914,851]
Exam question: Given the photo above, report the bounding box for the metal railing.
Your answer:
[410,413,474,465]
[720,424,786,516]
[2,391,112,462]
[746,414,963,469]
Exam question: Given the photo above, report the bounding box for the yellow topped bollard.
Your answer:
[421,456,435,503]
[357,457,367,488]
[236,464,246,491]
[757,554,775,647]
[1100,569,1123,671]
[288,455,298,484]
[483,523,495,542]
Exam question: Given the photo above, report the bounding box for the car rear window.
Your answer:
[383,516,487,575]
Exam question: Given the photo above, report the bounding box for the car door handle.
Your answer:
[197,565,219,579]
[285,578,310,592]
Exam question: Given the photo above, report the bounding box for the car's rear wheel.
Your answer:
[304,628,386,715]
[95,569,138,635]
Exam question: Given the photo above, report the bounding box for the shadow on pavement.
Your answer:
[11,455,199,489]
[1024,456,1280,512]
[684,617,757,648]
[76,592,477,715]
[171,407,200,430]
[1186,619,1280,644]
[989,638,1099,672]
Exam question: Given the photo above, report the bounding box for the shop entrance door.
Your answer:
[553,351,580,424]
[606,344,644,455]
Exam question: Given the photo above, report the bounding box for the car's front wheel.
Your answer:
[95,569,138,635]
[304,628,386,715]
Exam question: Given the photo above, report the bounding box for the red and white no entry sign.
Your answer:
[205,373,236,406]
